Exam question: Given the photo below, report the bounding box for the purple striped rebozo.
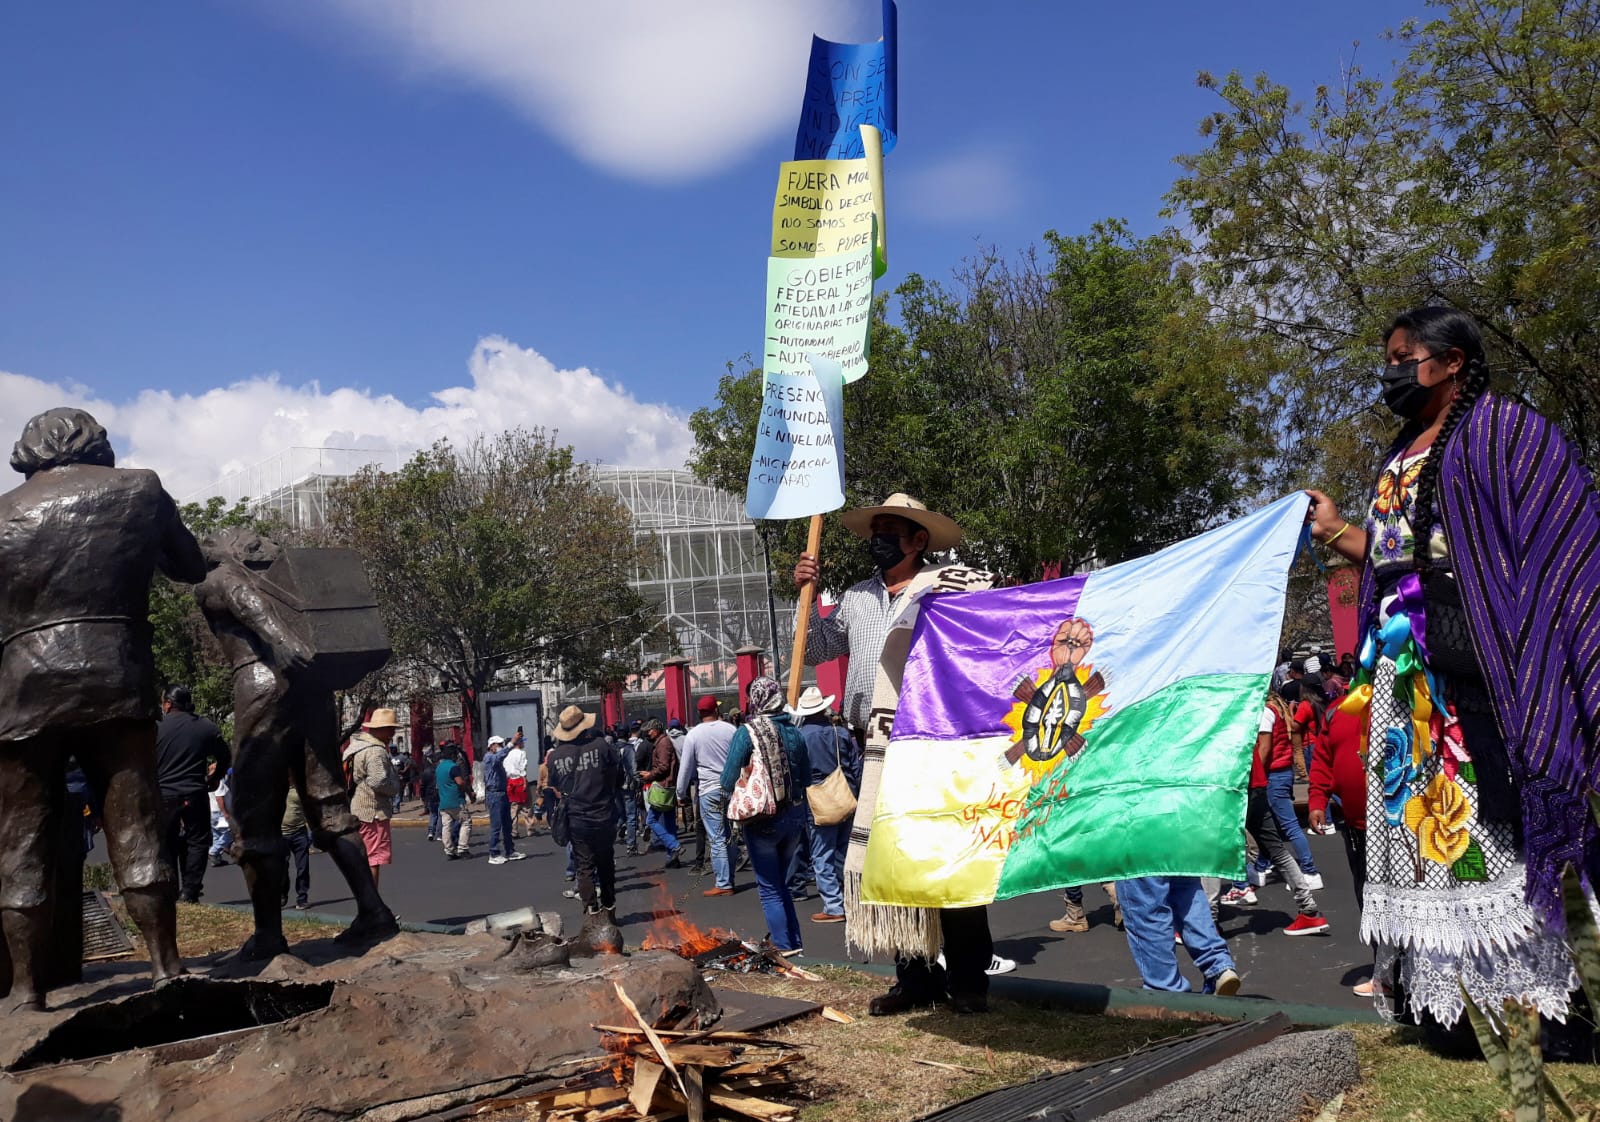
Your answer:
[1357,395,1600,927]
[894,575,1085,741]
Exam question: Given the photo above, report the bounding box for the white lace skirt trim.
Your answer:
[1361,867,1545,957]
[1373,935,1577,1028]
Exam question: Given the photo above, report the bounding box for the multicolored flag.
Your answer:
[860,494,1308,908]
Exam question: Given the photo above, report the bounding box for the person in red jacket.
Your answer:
[1307,693,1372,994]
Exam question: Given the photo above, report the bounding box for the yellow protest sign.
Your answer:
[771,124,886,277]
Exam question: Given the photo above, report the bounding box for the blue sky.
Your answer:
[0,0,1420,496]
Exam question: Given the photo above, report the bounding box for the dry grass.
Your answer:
[709,967,1205,1122]
[114,899,337,960]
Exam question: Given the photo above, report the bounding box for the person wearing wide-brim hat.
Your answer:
[786,687,862,925]
[343,708,403,890]
[544,705,622,927]
[791,492,1008,1015]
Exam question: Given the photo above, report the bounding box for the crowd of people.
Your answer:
[134,306,1600,1048]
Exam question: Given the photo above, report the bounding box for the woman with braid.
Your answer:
[1306,306,1600,1032]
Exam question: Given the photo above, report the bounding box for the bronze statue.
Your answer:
[194,528,398,958]
[0,409,202,1012]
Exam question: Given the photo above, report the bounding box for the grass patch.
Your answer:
[707,969,1204,1122]
[114,901,336,960]
[1342,1023,1600,1122]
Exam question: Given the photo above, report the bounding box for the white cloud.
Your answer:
[899,143,1029,223]
[291,0,874,182]
[0,336,695,501]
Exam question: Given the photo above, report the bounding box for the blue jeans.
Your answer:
[615,790,640,847]
[425,796,441,838]
[744,803,805,951]
[1118,876,1235,991]
[788,815,815,892]
[1266,768,1318,876]
[647,805,680,855]
[699,789,740,889]
[485,789,513,857]
[807,806,850,916]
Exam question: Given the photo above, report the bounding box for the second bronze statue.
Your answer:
[195,528,399,958]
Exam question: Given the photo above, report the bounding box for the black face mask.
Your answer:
[868,533,907,572]
[1378,359,1435,420]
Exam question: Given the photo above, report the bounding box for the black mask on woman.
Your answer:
[868,533,907,572]
[1379,359,1435,420]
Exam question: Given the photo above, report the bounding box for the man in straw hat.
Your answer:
[546,704,623,928]
[794,493,1003,1015]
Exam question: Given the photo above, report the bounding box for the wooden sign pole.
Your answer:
[786,514,824,707]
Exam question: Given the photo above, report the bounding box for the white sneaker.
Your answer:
[1303,873,1325,891]
[487,856,507,865]
[985,955,1016,976]
[505,852,528,861]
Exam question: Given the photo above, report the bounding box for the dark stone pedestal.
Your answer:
[0,932,718,1122]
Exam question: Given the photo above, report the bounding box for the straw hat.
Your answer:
[552,704,597,742]
[362,708,400,730]
[840,493,962,550]
[786,686,836,719]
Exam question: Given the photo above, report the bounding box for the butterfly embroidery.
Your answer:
[1373,457,1426,517]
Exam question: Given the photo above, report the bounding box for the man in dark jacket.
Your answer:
[545,705,620,924]
[155,685,230,903]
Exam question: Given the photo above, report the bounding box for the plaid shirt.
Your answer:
[803,569,919,731]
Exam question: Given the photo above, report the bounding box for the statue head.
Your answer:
[10,408,116,478]
[201,526,284,571]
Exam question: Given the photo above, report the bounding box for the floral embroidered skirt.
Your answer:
[1361,650,1575,1025]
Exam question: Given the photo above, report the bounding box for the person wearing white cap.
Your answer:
[787,687,859,923]
[481,735,526,866]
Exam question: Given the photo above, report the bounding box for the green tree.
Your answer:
[1166,0,1600,506]
[324,430,656,743]
[149,496,276,727]
[691,223,1274,592]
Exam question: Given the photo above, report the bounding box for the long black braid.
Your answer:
[1384,307,1493,577]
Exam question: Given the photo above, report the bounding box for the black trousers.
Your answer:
[1342,821,1368,915]
[282,828,312,906]
[895,905,993,1000]
[160,794,212,903]
[571,828,616,912]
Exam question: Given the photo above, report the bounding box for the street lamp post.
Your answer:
[758,522,783,683]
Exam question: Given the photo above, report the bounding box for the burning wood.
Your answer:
[639,889,819,980]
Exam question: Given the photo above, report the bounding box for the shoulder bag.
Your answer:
[805,728,858,826]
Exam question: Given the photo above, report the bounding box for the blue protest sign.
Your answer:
[744,355,846,521]
[793,0,897,160]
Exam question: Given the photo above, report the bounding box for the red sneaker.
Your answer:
[1284,913,1330,936]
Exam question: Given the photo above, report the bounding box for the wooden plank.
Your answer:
[629,1059,665,1116]
[685,1065,706,1122]
[627,1043,740,1067]
[706,1088,796,1122]
[594,1025,791,1046]
[613,981,686,1098]
[543,1086,629,1110]
[718,1053,804,1079]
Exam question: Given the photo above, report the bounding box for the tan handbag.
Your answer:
[804,731,858,826]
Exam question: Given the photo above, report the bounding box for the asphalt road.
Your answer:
[210,803,1375,1013]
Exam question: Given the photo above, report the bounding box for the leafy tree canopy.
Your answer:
[324,429,656,722]
[1166,0,1600,507]
[691,222,1276,592]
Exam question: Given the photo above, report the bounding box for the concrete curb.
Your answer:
[805,959,1384,1028]
[1097,1026,1359,1122]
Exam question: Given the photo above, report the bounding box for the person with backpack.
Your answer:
[638,720,683,867]
[721,676,812,953]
